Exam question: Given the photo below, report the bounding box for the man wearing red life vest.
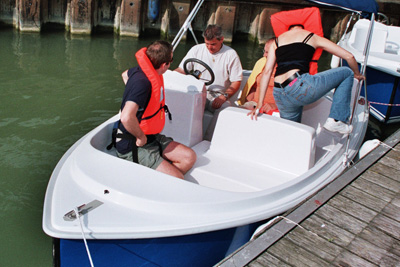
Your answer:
[116,40,196,179]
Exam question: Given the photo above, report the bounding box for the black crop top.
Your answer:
[274,33,316,77]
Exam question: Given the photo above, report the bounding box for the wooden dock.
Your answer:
[1,1,400,43]
[218,128,400,267]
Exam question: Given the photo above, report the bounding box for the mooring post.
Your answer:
[257,7,279,44]
[161,0,190,40]
[119,0,142,37]
[17,0,42,32]
[215,4,236,43]
[69,0,94,34]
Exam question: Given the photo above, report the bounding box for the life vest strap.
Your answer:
[107,121,163,164]
[106,121,139,163]
[141,104,172,121]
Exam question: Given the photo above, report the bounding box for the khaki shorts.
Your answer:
[116,134,173,170]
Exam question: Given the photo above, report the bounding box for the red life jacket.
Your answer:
[270,7,324,75]
[135,47,167,135]
[135,47,166,135]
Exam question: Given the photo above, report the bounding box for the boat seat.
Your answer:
[202,70,251,138]
[186,107,316,192]
[351,19,388,53]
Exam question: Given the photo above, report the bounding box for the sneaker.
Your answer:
[323,118,353,134]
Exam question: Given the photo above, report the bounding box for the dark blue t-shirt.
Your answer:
[116,66,152,154]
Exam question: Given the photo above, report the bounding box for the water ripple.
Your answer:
[18,116,60,128]
[0,118,19,127]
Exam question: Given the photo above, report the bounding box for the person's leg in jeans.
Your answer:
[311,67,354,122]
[273,67,354,123]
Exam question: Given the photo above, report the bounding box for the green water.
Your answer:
[0,28,266,266]
[0,28,398,267]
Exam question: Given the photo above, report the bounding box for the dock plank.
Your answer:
[359,226,399,252]
[368,164,400,187]
[268,239,331,267]
[376,154,400,171]
[285,226,341,262]
[300,215,355,247]
[340,185,388,212]
[248,253,291,267]
[371,214,400,240]
[314,204,367,234]
[385,146,400,161]
[393,195,400,207]
[351,176,396,202]
[382,202,400,221]
[333,250,377,267]
[328,194,378,223]
[392,240,400,257]
[361,168,400,193]
[379,254,400,267]
[347,236,392,264]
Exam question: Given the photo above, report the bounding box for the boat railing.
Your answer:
[171,0,204,51]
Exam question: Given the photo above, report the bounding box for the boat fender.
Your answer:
[357,139,380,159]
[147,0,160,23]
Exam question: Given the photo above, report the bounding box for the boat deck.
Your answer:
[217,128,400,267]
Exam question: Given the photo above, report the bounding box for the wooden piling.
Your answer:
[257,6,280,43]
[1,0,399,44]
[161,0,190,39]
[17,0,42,32]
[69,0,94,34]
[215,4,236,43]
[118,0,142,37]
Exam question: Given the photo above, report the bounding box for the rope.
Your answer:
[379,140,399,151]
[74,207,95,267]
[368,101,400,107]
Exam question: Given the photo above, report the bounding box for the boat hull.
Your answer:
[337,19,400,124]
[361,66,400,123]
[55,222,262,267]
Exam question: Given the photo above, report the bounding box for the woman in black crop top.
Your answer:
[248,25,364,134]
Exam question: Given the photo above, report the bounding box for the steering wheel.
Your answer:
[183,58,215,86]
[377,12,389,25]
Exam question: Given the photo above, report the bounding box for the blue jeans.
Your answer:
[273,67,354,123]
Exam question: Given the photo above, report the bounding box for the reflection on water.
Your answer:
[0,28,399,266]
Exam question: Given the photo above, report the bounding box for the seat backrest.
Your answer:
[162,70,206,147]
[210,107,316,175]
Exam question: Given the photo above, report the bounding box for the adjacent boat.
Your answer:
[42,0,377,266]
[334,18,400,123]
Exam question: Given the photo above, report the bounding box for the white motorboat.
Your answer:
[42,0,377,266]
[334,18,400,123]
[43,68,369,266]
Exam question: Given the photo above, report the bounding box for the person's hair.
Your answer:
[288,24,304,30]
[202,25,223,41]
[146,40,173,69]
